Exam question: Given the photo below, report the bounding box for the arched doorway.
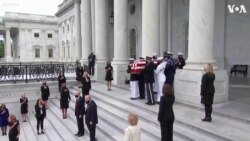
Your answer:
[129,28,136,59]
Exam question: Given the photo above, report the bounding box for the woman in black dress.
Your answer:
[35,99,46,135]
[158,84,175,141]
[8,115,20,141]
[40,81,50,108]
[20,93,28,122]
[105,61,113,91]
[82,72,91,96]
[60,83,71,119]
[58,71,66,91]
[200,63,215,122]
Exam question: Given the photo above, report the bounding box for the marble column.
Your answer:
[174,0,228,105]
[5,28,13,62]
[91,0,96,53]
[112,0,129,84]
[142,0,160,57]
[185,0,216,70]
[81,0,92,62]
[167,0,172,52]
[95,0,109,80]
[74,0,82,60]
[160,0,168,54]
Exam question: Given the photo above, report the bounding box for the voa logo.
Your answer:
[228,5,247,14]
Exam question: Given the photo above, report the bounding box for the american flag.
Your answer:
[130,60,147,74]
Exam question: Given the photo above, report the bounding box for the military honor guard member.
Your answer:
[164,52,175,86]
[154,57,167,103]
[176,52,186,69]
[152,53,159,94]
[144,56,155,105]
[127,58,140,100]
[138,57,146,99]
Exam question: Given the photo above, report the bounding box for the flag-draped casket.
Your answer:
[130,60,147,74]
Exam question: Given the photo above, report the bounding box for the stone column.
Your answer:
[160,0,168,54]
[112,0,129,84]
[142,0,160,57]
[91,0,95,53]
[5,28,13,62]
[81,0,92,63]
[74,0,82,60]
[185,0,216,70]
[95,0,109,80]
[174,0,228,105]
[167,0,172,52]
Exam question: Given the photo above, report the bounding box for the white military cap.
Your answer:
[177,52,183,56]
[129,58,135,61]
[157,57,163,60]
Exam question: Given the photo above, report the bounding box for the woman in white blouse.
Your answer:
[154,57,167,103]
[124,113,141,141]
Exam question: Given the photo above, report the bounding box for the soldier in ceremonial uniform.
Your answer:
[144,56,155,105]
[164,52,175,86]
[152,53,158,94]
[155,57,167,104]
[127,58,139,100]
[138,57,146,99]
[176,52,186,69]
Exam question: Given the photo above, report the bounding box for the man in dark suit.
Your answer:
[85,95,98,141]
[88,52,96,76]
[75,91,85,137]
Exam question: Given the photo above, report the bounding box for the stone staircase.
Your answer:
[1,81,250,141]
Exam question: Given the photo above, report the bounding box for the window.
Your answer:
[35,49,40,58]
[48,33,53,38]
[34,33,39,38]
[48,49,53,58]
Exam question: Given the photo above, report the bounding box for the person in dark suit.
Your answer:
[85,95,98,141]
[144,56,155,105]
[40,81,50,108]
[200,64,215,122]
[75,91,85,137]
[35,99,46,135]
[58,71,66,92]
[8,115,20,141]
[82,72,91,97]
[60,83,71,119]
[158,84,175,141]
[88,52,96,76]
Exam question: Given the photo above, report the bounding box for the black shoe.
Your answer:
[156,102,160,104]
[77,133,84,137]
[201,117,209,122]
[75,133,80,136]
[139,97,145,99]
[207,117,212,122]
[37,132,41,135]
[130,98,137,100]
[145,102,153,105]
[41,131,45,134]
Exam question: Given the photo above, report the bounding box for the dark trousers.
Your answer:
[9,134,19,141]
[87,123,96,141]
[138,76,145,99]
[36,116,44,131]
[89,64,95,76]
[160,120,174,141]
[76,116,84,134]
[82,89,90,97]
[205,104,213,118]
[145,83,155,104]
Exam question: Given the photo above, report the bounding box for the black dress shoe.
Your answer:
[75,133,79,136]
[201,117,209,122]
[77,133,84,137]
[139,97,145,99]
[130,98,137,100]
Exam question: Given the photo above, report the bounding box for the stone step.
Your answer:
[67,92,159,141]
[69,88,191,141]
[50,99,115,141]
[78,82,250,141]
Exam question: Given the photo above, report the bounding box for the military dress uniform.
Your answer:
[127,60,139,99]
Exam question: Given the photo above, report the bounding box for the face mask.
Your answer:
[86,101,90,104]
[75,95,79,98]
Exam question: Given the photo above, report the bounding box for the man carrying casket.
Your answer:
[127,58,140,100]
